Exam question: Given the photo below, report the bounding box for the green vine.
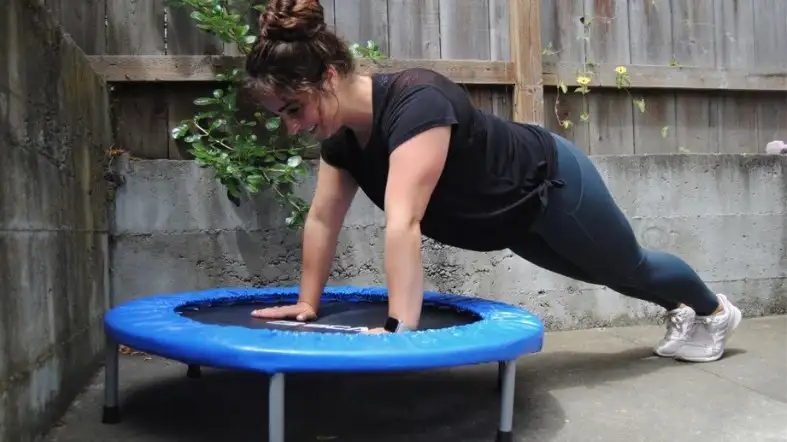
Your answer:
[545,14,681,144]
[167,0,383,228]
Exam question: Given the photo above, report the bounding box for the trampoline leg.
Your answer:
[496,360,516,442]
[102,337,121,424]
[269,373,285,442]
[187,364,202,379]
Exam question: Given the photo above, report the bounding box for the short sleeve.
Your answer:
[379,84,459,154]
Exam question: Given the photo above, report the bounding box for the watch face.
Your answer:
[384,317,399,332]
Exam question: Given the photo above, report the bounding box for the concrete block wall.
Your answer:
[0,1,113,441]
[111,153,787,331]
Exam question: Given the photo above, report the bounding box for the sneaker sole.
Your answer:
[675,305,742,363]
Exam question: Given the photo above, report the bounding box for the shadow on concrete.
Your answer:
[109,345,688,441]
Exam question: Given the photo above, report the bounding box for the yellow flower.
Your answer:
[576,75,591,86]
[615,65,627,74]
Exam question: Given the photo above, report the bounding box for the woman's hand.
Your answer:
[364,327,390,334]
[251,301,317,322]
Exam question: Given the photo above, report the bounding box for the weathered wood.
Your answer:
[509,0,544,124]
[673,0,717,153]
[628,0,676,154]
[165,1,228,160]
[540,0,589,149]
[489,0,511,117]
[718,92,759,154]
[53,0,106,55]
[88,55,516,84]
[756,93,787,150]
[753,0,787,69]
[105,0,169,160]
[439,0,491,60]
[544,63,787,91]
[87,55,787,92]
[387,0,441,58]
[674,91,721,154]
[334,0,390,55]
[583,0,633,154]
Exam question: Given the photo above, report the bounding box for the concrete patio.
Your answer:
[42,315,787,442]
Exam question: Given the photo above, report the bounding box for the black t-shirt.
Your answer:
[320,68,563,251]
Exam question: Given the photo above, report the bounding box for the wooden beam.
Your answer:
[87,55,514,85]
[86,55,787,91]
[542,63,787,92]
[509,0,544,124]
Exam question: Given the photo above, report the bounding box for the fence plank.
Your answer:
[106,0,168,159]
[387,0,441,58]
[541,0,589,149]
[629,0,676,154]
[509,0,543,124]
[715,0,755,69]
[165,2,227,160]
[489,0,512,117]
[54,0,106,55]
[715,1,758,154]
[439,0,491,60]
[322,0,336,33]
[752,0,787,153]
[584,0,633,154]
[756,93,787,151]
[753,0,787,70]
[673,0,718,153]
[334,0,390,56]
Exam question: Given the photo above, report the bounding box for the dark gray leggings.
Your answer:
[509,133,720,315]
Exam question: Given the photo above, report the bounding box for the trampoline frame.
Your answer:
[100,287,541,441]
[101,340,518,442]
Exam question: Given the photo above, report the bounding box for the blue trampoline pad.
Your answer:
[104,286,545,373]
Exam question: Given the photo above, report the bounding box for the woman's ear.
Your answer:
[323,65,339,89]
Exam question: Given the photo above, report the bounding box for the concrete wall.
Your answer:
[0,1,113,441]
[111,153,787,330]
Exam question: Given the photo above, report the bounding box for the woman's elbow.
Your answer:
[385,214,422,238]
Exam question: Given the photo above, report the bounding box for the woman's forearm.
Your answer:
[299,214,342,311]
[384,221,425,329]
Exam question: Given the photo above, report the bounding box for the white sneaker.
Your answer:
[653,306,696,357]
[674,294,742,363]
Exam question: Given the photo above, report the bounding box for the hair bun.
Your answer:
[260,0,326,42]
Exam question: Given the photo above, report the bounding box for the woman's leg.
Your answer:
[509,233,680,311]
[524,133,741,362]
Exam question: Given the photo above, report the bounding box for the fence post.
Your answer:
[508,0,544,125]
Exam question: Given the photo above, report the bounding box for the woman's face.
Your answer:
[259,82,342,141]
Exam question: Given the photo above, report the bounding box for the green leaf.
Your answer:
[287,155,302,168]
[171,125,189,139]
[194,97,218,106]
[265,118,281,131]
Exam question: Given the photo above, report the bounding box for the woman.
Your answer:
[243,0,741,363]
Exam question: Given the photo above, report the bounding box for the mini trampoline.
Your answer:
[101,286,544,442]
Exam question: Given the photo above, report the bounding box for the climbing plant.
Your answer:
[545,15,678,141]
[167,0,383,228]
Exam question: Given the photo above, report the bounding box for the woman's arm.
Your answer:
[383,125,451,329]
[298,159,359,311]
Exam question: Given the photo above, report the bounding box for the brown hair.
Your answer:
[244,0,355,98]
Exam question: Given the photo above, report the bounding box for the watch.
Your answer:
[383,316,411,333]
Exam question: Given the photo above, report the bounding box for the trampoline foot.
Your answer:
[187,364,202,379]
[102,406,121,424]
[495,430,513,442]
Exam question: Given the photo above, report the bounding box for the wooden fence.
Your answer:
[46,0,787,159]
